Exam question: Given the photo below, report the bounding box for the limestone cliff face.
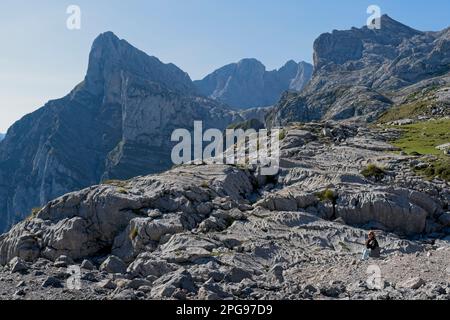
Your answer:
[0,32,241,232]
[194,59,312,109]
[268,15,450,126]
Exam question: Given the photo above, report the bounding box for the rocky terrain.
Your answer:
[2,15,448,234]
[0,14,449,301]
[1,122,449,300]
[0,32,248,232]
[0,32,310,232]
[268,15,450,126]
[195,59,313,109]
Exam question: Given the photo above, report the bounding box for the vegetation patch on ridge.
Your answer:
[361,164,386,181]
[387,119,450,181]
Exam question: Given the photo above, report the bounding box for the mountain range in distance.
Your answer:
[0,14,449,232]
[0,12,449,301]
[0,31,305,232]
[195,59,313,109]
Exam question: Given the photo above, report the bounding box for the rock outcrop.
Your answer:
[0,122,448,300]
[195,59,313,109]
[268,15,450,126]
[0,32,243,232]
[0,16,449,301]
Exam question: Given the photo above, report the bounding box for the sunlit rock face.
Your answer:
[268,15,450,126]
[0,32,242,232]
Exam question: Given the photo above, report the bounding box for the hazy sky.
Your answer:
[1,0,450,133]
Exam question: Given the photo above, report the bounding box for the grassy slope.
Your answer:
[378,84,449,123]
[388,119,450,181]
[378,100,430,123]
[392,119,450,155]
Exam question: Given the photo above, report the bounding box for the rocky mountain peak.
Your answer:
[270,15,450,126]
[85,31,196,96]
[234,58,266,78]
[277,60,300,77]
[313,15,423,70]
[0,32,240,232]
[236,58,266,69]
[194,59,313,109]
[375,14,422,36]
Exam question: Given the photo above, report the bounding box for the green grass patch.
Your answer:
[378,100,429,123]
[317,189,338,203]
[361,164,386,181]
[388,119,450,181]
[415,158,450,182]
[102,179,129,188]
[27,207,42,221]
[390,119,450,156]
[278,129,287,141]
[200,181,209,189]
[129,227,138,241]
[377,85,444,124]
[117,187,128,194]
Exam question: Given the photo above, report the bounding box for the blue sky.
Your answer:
[1,0,450,132]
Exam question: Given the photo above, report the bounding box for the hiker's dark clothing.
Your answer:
[366,239,379,250]
[366,238,380,258]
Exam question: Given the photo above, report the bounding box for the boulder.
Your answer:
[8,257,28,274]
[126,278,154,290]
[256,188,318,212]
[80,259,95,270]
[336,188,430,235]
[41,276,64,288]
[127,254,176,278]
[398,277,426,290]
[198,279,233,300]
[151,269,196,298]
[0,231,40,265]
[225,267,253,283]
[97,279,117,290]
[54,255,74,268]
[269,264,285,283]
[112,216,184,262]
[100,255,127,274]
[438,213,450,227]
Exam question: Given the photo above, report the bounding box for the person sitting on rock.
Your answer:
[361,231,380,260]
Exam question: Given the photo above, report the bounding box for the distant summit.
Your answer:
[269,15,450,126]
[0,32,242,232]
[194,59,312,109]
[85,31,196,96]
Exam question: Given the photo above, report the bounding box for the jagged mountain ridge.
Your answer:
[0,32,244,232]
[268,15,450,126]
[0,15,449,301]
[194,59,313,109]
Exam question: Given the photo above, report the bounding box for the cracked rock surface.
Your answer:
[0,122,449,300]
